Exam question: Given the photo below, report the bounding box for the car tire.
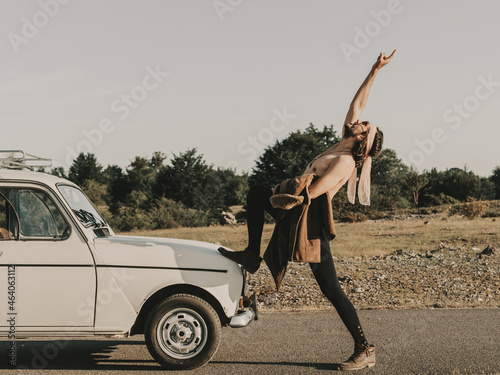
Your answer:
[145,294,221,370]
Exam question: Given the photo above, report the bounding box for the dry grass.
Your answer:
[332,215,499,258]
[120,212,499,310]
[119,214,499,259]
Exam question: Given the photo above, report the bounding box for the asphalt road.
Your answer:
[1,308,498,374]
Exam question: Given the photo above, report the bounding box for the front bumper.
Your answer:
[229,293,258,328]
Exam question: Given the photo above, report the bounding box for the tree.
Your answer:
[68,153,104,186]
[406,168,428,206]
[475,177,495,201]
[154,148,211,209]
[50,167,67,179]
[250,124,340,186]
[81,179,107,206]
[150,151,167,173]
[370,149,411,210]
[126,155,162,201]
[422,167,494,203]
[103,165,128,211]
[193,168,249,216]
[218,169,249,207]
[490,166,500,199]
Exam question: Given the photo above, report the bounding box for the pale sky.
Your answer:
[1,0,499,176]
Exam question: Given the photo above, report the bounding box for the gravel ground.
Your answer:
[248,243,499,311]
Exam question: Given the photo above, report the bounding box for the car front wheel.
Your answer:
[145,294,221,370]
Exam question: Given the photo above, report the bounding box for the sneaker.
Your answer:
[218,247,262,274]
[339,343,375,371]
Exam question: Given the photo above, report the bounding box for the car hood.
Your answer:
[93,235,236,272]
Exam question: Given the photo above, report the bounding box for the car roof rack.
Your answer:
[0,150,53,171]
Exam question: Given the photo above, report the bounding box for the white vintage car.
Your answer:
[0,151,256,370]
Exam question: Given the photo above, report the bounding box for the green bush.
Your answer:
[150,197,214,229]
[455,197,488,219]
[102,193,216,231]
[420,193,460,207]
[481,200,500,217]
[235,210,247,223]
[109,206,153,232]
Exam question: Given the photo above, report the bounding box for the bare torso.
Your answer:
[303,148,355,199]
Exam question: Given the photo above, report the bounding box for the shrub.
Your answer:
[235,210,247,223]
[150,197,214,229]
[420,193,460,207]
[482,210,500,218]
[456,197,488,219]
[481,201,500,218]
[102,195,216,231]
[112,206,153,231]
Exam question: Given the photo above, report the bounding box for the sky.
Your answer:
[1,0,499,177]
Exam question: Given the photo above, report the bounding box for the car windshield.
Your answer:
[58,185,107,228]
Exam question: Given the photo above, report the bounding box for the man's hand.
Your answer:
[373,49,396,70]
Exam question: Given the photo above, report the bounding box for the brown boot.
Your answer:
[339,343,375,371]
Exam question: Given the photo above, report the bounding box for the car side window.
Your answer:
[7,188,70,240]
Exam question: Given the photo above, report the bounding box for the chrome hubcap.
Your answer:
[157,308,207,359]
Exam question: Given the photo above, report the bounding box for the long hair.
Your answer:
[352,136,367,168]
[368,129,384,158]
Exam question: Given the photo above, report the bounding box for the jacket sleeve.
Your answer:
[269,174,316,210]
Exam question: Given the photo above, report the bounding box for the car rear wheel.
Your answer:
[145,294,221,370]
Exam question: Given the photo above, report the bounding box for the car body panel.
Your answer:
[93,267,138,333]
[92,236,243,322]
[0,168,246,339]
[0,235,96,329]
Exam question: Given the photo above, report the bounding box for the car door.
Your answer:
[0,184,96,332]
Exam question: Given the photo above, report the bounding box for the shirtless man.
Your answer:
[219,50,396,370]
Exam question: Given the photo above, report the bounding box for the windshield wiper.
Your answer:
[73,209,106,228]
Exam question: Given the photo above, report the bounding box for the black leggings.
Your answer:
[246,183,368,346]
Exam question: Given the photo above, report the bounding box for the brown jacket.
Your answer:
[263,173,336,291]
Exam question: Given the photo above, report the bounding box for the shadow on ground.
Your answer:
[0,339,161,371]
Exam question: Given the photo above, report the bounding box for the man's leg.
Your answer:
[309,239,368,346]
[246,184,279,256]
[219,183,278,273]
[309,239,375,370]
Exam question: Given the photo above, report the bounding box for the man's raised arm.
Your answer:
[343,50,396,128]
